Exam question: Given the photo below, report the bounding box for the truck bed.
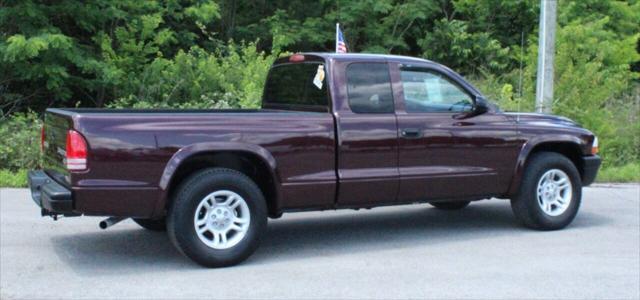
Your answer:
[42,107,337,217]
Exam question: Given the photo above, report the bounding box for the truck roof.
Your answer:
[275,52,436,66]
[272,52,479,96]
[306,52,433,63]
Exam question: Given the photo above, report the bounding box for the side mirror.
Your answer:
[453,95,489,119]
[474,96,489,114]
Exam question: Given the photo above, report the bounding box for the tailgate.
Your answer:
[42,109,74,187]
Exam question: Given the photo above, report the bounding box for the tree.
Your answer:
[0,0,221,115]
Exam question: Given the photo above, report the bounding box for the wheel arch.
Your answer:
[155,143,281,218]
[508,137,587,195]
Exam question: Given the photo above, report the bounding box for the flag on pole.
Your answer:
[336,23,348,53]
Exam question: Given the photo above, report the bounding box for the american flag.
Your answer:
[336,23,348,53]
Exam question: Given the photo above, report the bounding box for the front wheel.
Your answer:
[510,152,582,230]
[167,168,267,268]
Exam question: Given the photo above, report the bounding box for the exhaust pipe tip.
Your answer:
[99,217,126,230]
[98,220,108,229]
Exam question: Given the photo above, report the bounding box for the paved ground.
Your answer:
[1,185,639,299]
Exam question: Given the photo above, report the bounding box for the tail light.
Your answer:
[591,136,599,155]
[40,125,46,152]
[66,130,88,171]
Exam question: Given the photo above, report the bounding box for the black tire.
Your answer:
[132,218,166,232]
[510,152,582,230]
[429,201,470,210]
[167,168,267,268]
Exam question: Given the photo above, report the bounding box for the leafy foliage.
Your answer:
[551,16,639,166]
[471,0,640,168]
[0,0,222,114]
[109,41,279,109]
[0,169,28,188]
[0,0,639,175]
[419,19,510,75]
[596,162,640,183]
[0,112,42,171]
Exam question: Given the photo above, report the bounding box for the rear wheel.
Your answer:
[132,218,166,232]
[167,168,267,268]
[429,201,470,210]
[510,152,581,230]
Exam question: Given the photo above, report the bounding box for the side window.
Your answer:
[400,69,473,113]
[346,63,394,113]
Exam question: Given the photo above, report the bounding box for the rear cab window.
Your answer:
[262,60,329,112]
[346,63,394,113]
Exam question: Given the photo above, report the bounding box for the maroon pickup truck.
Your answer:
[28,53,601,267]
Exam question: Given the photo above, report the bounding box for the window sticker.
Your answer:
[313,64,325,89]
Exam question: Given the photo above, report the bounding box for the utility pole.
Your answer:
[535,0,556,114]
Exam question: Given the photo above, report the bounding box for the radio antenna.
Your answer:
[517,30,525,123]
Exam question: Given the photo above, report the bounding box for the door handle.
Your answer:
[401,128,422,138]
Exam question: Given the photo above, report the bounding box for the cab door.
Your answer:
[391,63,518,202]
[333,61,399,205]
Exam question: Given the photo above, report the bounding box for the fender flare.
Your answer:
[154,142,280,216]
[507,134,585,195]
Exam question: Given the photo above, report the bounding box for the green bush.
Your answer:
[0,169,28,187]
[550,17,639,168]
[0,112,42,171]
[420,19,510,75]
[0,0,638,187]
[472,2,640,170]
[109,41,280,109]
[597,163,640,183]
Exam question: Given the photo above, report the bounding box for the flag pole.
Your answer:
[335,23,339,53]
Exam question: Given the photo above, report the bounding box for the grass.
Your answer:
[0,169,28,188]
[0,163,638,188]
[596,162,640,183]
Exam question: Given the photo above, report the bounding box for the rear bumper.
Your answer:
[580,155,601,186]
[28,170,77,216]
